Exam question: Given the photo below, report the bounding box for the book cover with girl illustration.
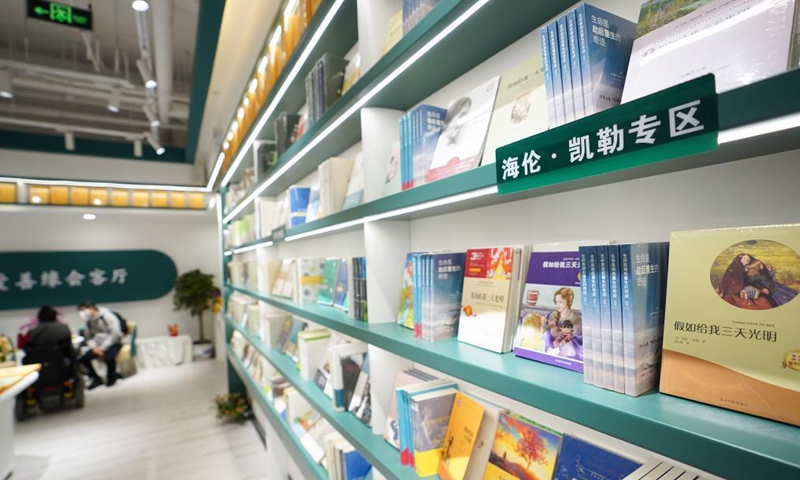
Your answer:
[661,224,800,426]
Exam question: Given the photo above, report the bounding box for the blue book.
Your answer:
[598,246,613,390]
[288,186,311,227]
[333,257,349,311]
[413,105,447,188]
[579,247,594,385]
[341,448,372,480]
[608,245,624,393]
[412,254,423,337]
[547,22,565,126]
[425,252,466,341]
[574,3,636,116]
[566,10,586,119]
[397,380,455,466]
[554,434,641,480]
[540,25,557,129]
[620,242,669,397]
[556,16,575,123]
[587,246,603,386]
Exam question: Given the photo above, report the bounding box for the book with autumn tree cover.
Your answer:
[483,413,562,480]
[437,392,486,480]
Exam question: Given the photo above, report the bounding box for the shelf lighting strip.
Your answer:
[0,176,210,193]
[216,0,348,190]
[222,0,493,224]
[717,111,800,144]
[227,240,275,256]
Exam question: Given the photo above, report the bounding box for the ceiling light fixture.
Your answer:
[64,132,75,151]
[237,107,245,120]
[0,176,209,193]
[0,71,13,99]
[31,196,42,204]
[206,152,226,189]
[257,56,268,73]
[131,0,150,12]
[83,213,97,220]
[107,87,121,113]
[136,59,157,89]
[93,198,103,206]
[226,132,234,142]
[145,131,165,155]
[223,141,230,150]
[143,104,160,127]
[249,79,258,94]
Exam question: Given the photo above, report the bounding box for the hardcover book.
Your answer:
[426,76,500,183]
[483,413,562,480]
[553,434,641,480]
[411,388,458,477]
[623,0,796,103]
[514,246,584,372]
[437,392,485,480]
[481,57,547,166]
[660,224,800,426]
[318,258,341,306]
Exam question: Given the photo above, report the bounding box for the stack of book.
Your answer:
[323,432,373,480]
[306,157,354,223]
[398,104,447,190]
[349,256,368,322]
[402,0,442,34]
[396,252,466,341]
[305,53,349,127]
[541,4,635,127]
[275,112,301,158]
[316,257,368,315]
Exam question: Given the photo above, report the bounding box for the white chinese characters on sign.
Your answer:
[0,268,130,292]
[40,270,62,288]
[89,268,108,286]
[568,135,594,163]
[65,270,86,287]
[501,156,520,180]
[111,268,128,284]
[15,272,37,291]
[0,273,8,292]
[521,150,541,176]
[669,100,704,137]
[629,114,661,144]
[597,124,624,155]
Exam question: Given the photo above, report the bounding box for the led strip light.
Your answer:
[0,175,210,193]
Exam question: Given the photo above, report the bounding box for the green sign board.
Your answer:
[27,0,93,31]
[496,75,719,196]
[0,250,176,311]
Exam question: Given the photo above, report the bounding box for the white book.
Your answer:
[329,342,368,412]
[298,329,332,381]
[257,260,281,296]
[256,198,279,237]
[341,153,364,210]
[258,305,288,348]
[622,0,796,103]
[319,156,354,217]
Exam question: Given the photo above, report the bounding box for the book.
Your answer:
[319,156,354,218]
[288,186,311,227]
[416,252,466,341]
[623,0,796,103]
[458,246,528,353]
[279,317,307,363]
[540,25,557,129]
[330,343,368,412]
[384,368,437,449]
[342,50,361,94]
[547,21,565,125]
[333,257,349,311]
[272,259,296,298]
[608,245,625,393]
[484,413,562,480]
[306,183,322,223]
[382,141,402,197]
[598,246,613,389]
[348,357,371,426]
[383,9,404,55]
[413,105,447,188]
[275,112,301,158]
[463,396,508,480]
[575,4,636,115]
[514,245,584,372]
[296,258,326,305]
[437,392,485,480]
[341,153,364,210]
[661,224,800,426]
[397,252,418,330]
[553,434,641,480]
[426,76,500,183]
[481,57,547,166]
[318,258,341,306]
[256,198,279,237]
[397,379,457,467]
[411,388,458,477]
[557,15,576,123]
[297,329,331,381]
[566,9,586,119]
[340,445,372,480]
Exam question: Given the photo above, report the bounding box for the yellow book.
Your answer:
[50,186,69,205]
[437,393,485,480]
[111,189,130,207]
[661,224,800,427]
[188,193,206,210]
[28,186,50,205]
[132,190,150,208]
[170,192,187,209]
[0,183,16,203]
[151,191,168,208]
[382,10,404,55]
[70,187,89,205]
[89,188,108,206]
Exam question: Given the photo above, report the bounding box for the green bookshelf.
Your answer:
[227,284,800,480]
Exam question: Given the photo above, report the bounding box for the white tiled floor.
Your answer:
[12,359,269,480]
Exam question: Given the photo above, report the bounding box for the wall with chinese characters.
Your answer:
[0,206,220,342]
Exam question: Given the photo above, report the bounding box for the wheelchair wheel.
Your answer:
[15,395,29,421]
[73,376,85,409]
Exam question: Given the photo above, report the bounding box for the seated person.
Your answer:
[77,300,123,390]
[24,305,74,360]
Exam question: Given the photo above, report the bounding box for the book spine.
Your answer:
[579,247,594,385]
[413,254,421,338]
[576,4,594,116]
[598,245,613,390]
[540,26,557,129]
[400,114,408,190]
[588,246,603,388]
[411,106,421,189]
[547,22,565,126]
[608,245,625,393]
[556,15,575,123]
[566,10,586,119]
[348,257,357,320]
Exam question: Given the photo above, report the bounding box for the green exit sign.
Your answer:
[27,0,93,31]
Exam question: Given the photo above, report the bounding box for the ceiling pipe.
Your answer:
[151,0,173,124]
[0,103,187,130]
[0,116,145,140]
[0,58,134,88]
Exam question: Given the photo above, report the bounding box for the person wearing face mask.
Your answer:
[77,300,123,390]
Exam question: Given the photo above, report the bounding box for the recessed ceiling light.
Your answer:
[31,196,41,204]
[83,213,97,220]
[93,198,103,206]
[132,1,149,12]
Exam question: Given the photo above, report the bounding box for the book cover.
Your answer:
[557,15,576,123]
[427,253,467,341]
[318,258,341,306]
[579,247,595,385]
[288,186,311,227]
[620,243,669,397]
[341,447,372,480]
[306,183,322,223]
[437,392,485,480]
[279,318,307,362]
[481,57,547,166]
[397,252,417,329]
[553,434,641,480]
[599,246,614,389]
[411,389,458,477]
[330,344,368,412]
[341,153,364,210]
[540,26,557,129]
[319,156,354,217]
[385,369,437,449]
[383,9,404,54]
[484,413,562,480]
[608,245,625,393]
[575,4,636,114]
[661,224,800,426]
[566,9,586,119]
[547,21,566,125]
[514,249,584,372]
[458,247,517,353]
[298,329,331,381]
[333,257,349,311]
[426,76,500,183]
[348,355,371,423]
[413,105,447,187]
[297,258,325,304]
[624,0,794,103]
[382,141,402,197]
[398,379,455,465]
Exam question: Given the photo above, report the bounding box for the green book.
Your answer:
[317,258,340,306]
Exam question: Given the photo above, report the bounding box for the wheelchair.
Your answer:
[15,345,85,420]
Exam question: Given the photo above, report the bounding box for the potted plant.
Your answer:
[173,269,217,359]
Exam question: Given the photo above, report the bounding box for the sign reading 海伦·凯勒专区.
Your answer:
[27,0,93,31]
[495,75,719,196]
[0,250,176,311]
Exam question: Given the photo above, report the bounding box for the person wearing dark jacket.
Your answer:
[24,306,74,359]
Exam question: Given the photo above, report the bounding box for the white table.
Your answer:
[135,335,194,369]
[0,369,39,480]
